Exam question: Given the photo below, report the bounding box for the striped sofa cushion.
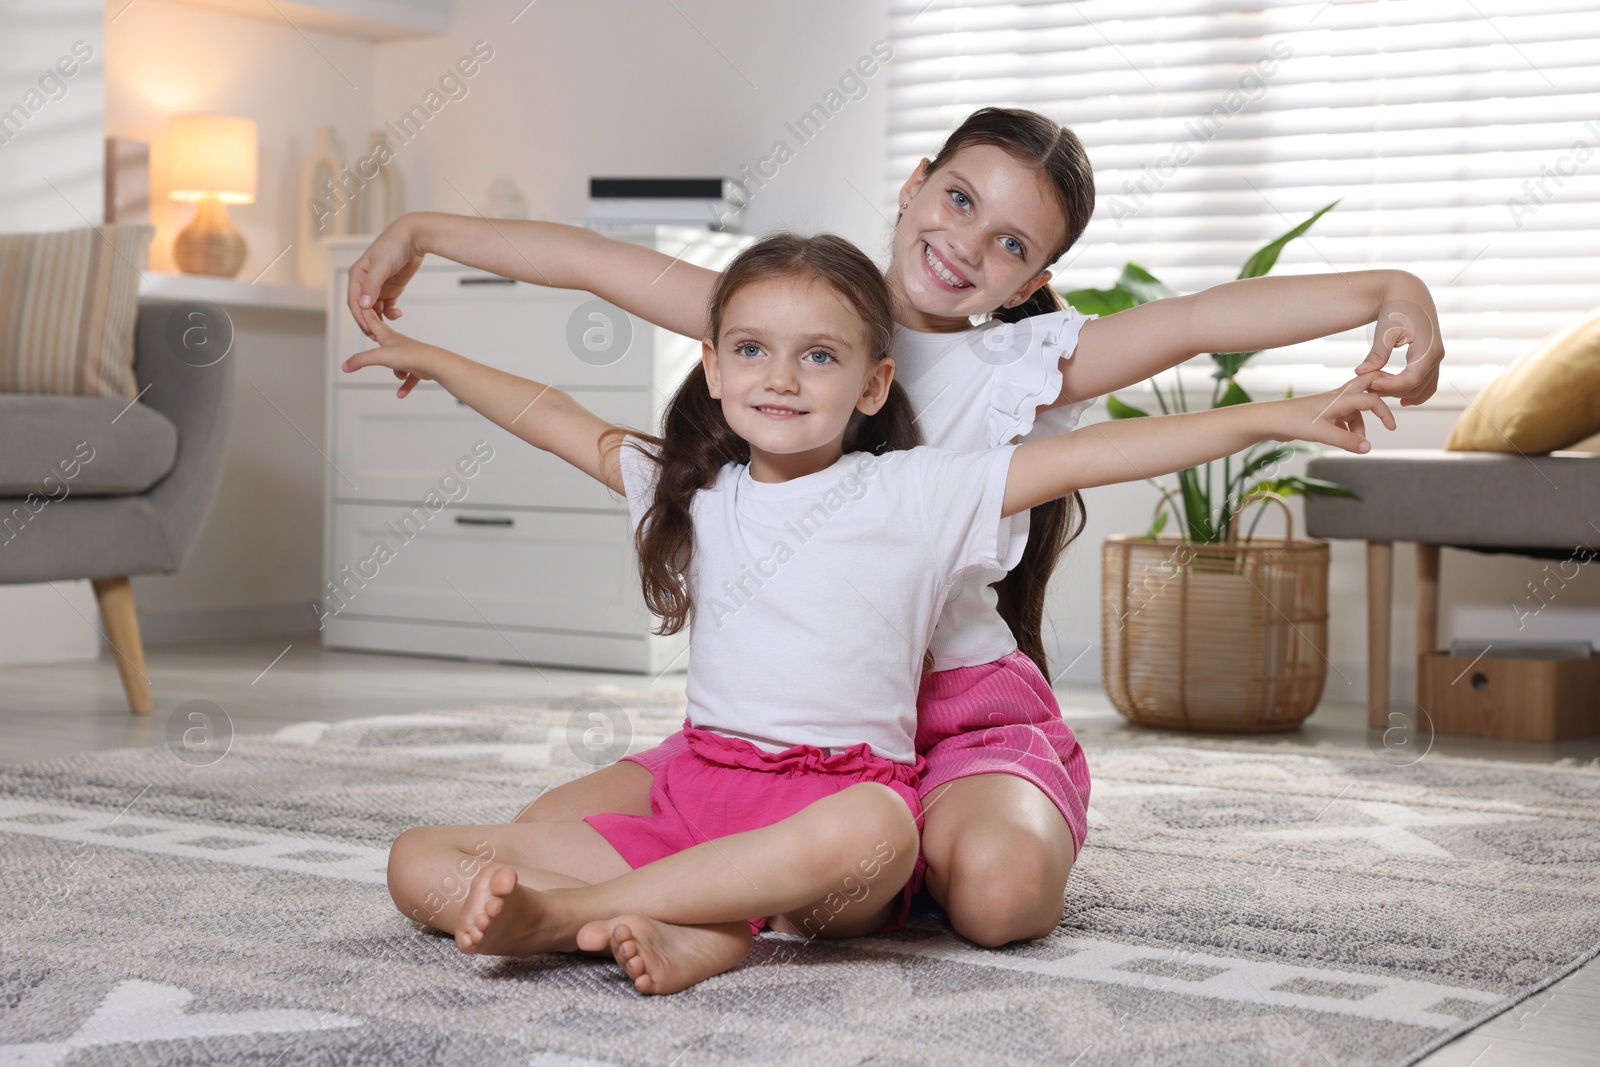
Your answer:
[0,224,154,400]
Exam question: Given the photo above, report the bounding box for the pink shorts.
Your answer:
[621,650,1090,865]
[588,724,927,938]
[914,649,1091,857]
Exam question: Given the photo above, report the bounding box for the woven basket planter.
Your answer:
[1100,497,1330,732]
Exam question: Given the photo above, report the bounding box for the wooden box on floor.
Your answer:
[1416,651,1600,741]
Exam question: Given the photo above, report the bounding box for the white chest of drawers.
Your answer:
[319,227,746,674]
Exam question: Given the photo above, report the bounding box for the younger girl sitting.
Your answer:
[362,232,1393,995]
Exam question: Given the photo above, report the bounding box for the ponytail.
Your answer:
[607,365,742,635]
[995,491,1085,679]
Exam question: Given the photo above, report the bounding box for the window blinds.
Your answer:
[887,0,1600,377]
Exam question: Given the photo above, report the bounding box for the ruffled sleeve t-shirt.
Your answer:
[888,307,1095,671]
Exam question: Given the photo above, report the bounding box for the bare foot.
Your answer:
[455,865,575,956]
[576,915,753,995]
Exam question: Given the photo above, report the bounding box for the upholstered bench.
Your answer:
[1304,449,1600,727]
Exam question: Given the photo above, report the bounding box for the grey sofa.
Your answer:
[0,302,236,712]
[1304,449,1600,727]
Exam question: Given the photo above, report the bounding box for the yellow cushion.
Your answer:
[1446,309,1600,454]
[0,224,153,400]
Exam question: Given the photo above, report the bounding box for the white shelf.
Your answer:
[140,272,324,314]
[157,0,450,39]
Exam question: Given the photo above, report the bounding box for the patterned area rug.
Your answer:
[2,691,1599,1067]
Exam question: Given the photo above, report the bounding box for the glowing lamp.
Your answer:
[168,114,257,277]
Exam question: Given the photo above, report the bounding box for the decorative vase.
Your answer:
[355,129,405,235]
[297,125,347,286]
[173,197,246,277]
[1100,495,1330,732]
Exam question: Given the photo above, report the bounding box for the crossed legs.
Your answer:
[390,779,920,993]
[515,760,1074,947]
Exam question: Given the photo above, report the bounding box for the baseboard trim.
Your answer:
[138,602,319,648]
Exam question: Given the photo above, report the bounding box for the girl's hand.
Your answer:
[1352,276,1444,407]
[347,215,425,341]
[1273,372,1396,454]
[342,307,451,399]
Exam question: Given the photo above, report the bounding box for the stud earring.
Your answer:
[900,201,908,210]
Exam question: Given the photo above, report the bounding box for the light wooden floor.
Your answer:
[2,639,1597,1065]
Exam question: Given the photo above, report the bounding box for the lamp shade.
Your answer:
[168,114,257,204]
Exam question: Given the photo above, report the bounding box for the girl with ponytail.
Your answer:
[351,106,1445,949]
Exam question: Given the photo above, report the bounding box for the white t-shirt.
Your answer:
[889,307,1096,670]
[618,439,1021,763]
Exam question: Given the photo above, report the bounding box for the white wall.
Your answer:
[105,0,377,282]
[0,0,106,666]
[0,0,105,224]
[368,0,894,252]
[109,0,896,275]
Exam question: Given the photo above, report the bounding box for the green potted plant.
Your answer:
[1065,202,1350,732]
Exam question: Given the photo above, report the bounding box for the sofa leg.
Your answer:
[91,577,152,715]
[1367,542,1393,730]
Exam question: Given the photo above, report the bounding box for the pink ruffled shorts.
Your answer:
[587,724,926,937]
[619,650,1090,891]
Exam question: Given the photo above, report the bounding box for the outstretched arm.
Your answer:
[347,212,720,342]
[343,307,628,494]
[1059,269,1443,407]
[1003,371,1395,518]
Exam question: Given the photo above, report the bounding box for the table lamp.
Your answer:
[168,114,257,277]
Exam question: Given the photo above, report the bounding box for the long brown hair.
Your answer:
[923,107,1096,678]
[620,232,920,636]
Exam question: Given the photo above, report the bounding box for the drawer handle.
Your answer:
[454,515,515,527]
[458,276,516,286]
